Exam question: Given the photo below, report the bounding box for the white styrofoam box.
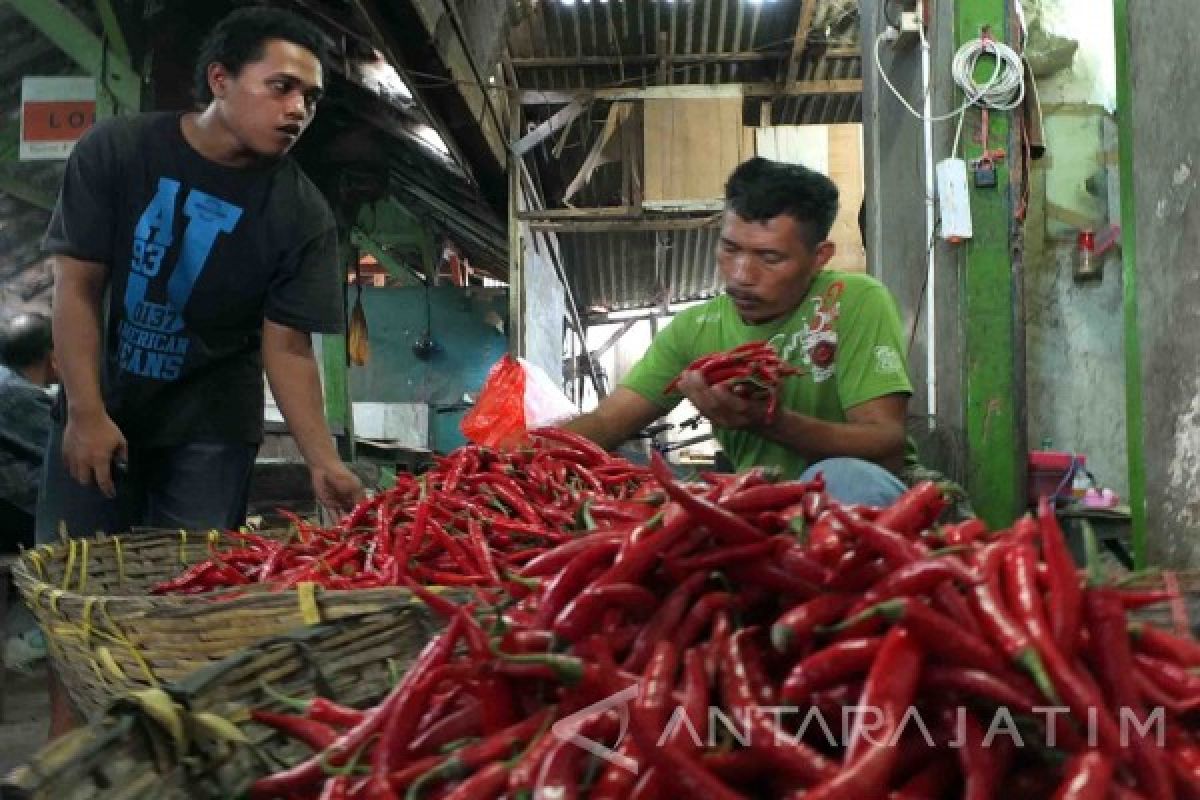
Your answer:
[352,402,430,447]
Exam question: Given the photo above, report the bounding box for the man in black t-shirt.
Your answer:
[38,7,364,734]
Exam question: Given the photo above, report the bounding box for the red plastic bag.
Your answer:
[461,355,529,449]
[462,355,577,449]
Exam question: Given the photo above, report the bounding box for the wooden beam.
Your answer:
[528,218,722,233]
[6,0,141,112]
[517,206,639,220]
[785,0,820,86]
[518,79,861,104]
[512,96,587,156]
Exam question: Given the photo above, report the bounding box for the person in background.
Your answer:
[0,311,55,549]
[0,311,55,672]
[37,6,363,736]
[565,157,914,506]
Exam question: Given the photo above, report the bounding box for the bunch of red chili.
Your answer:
[663,341,803,415]
[245,453,1200,798]
[151,428,658,595]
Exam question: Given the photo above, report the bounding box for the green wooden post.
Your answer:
[957,1,1022,528]
[1112,0,1147,568]
[322,237,355,459]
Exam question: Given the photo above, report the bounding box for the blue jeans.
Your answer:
[800,457,906,507]
[35,422,257,544]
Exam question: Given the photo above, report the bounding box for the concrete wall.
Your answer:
[522,232,568,382]
[862,0,969,484]
[1022,0,1128,498]
[1127,0,1200,566]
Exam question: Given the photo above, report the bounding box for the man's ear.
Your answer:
[207,63,229,98]
[814,240,837,269]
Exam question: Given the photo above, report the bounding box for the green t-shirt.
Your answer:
[622,270,914,477]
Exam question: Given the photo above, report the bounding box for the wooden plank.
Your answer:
[785,0,820,85]
[527,217,721,233]
[512,96,587,156]
[518,79,861,104]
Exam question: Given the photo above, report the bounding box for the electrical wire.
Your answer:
[874,28,1026,158]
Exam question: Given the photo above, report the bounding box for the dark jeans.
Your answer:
[35,422,258,544]
[0,498,34,552]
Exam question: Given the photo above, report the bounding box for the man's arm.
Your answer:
[758,393,908,474]
[262,320,364,512]
[53,255,128,497]
[562,386,668,451]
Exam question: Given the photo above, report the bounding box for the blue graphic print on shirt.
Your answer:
[119,177,243,380]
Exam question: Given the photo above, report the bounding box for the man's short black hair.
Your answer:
[725,157,840,250]
[0,312,52,370]
[193,6,330,105]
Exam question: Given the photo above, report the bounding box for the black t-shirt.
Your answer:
[43,112,343,446]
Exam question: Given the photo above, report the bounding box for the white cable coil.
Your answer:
[874,30,1026,123]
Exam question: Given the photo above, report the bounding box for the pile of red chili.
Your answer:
[244,451,1200,799]
[664,341,802,398]
[150,428,656,594]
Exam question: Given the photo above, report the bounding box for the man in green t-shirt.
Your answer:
[563,157,913,505]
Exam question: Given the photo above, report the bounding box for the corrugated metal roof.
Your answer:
[508,0,862,312]
[559,223,723,313]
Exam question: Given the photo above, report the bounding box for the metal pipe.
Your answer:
[919,2,938,425]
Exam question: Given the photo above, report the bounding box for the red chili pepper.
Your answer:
[718,628,835,784]
[1083,587,1176,799]
[721,480,822,513]
[887,759,958,800]
[771,594,857,654]
[363,618,469,799]
[530,426,610,466]
[436,761,509,799]
[940,517,988,547]
[968,559,1060,704]
[805,627,923,799]
[872,480,947,534]
[673,591,738,651]
[250,709,338,751]
[1006,546,1123,756]
[623,572,708,672]
[665,537,777,577]
[307,697,366,728]
[1133,665,1200,717]
[1052,751,1115,800]
[848,556,978,616]
[1040,497,1083,658]
[780,637,884,704]
[532,538,620,628]
[807,510,850,565]
[833,507,929,566]
[1135,652,1200,696]
[941,705,1008,800]
[649,452,767,545]
[622,643,747,800]
[553,515,691,641]
[728,560,822,602]
[1130,622,1200,668]
[405,709,550,794]
[840,597,999,672]
[249,616,465,800]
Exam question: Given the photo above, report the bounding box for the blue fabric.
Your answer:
[800,457,906,507]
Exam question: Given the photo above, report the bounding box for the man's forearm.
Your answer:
[52,258,107,418]
[263,328,341,470]
[756,410,906,474]
[561,412,623,452]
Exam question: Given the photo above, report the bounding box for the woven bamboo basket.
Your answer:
[3,603,433,800]
[12,528,462,719]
